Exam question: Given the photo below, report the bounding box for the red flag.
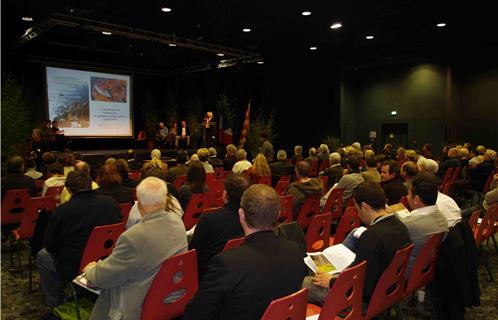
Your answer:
[238,101,251,148]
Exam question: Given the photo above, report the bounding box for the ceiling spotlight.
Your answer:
[302,11,311,16]
[366,35,374,40]
[168,43,177,47]
[102,31,112,35]
[330,23,342,29]
[436,22,446,27]
[217,53,225,57]
[257,61,264,64]
[242,28,251,33]
[22,16,33,22]
[161,7,172,12]
[309,46,318,51]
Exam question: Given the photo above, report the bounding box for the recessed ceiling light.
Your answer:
[22,16,33,22]
[102,31,112,35]
[330,23,342,29]
[366,35,374,40]
[168,43,177,47]
[310,46,318,51]
[257,61,264,64]
[302,11,311,16]
[436,22,446,27]
[161,7,172,12]
[242,28,251,33]
[217,53,225,57]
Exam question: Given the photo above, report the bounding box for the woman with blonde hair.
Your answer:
[245,153,271,184]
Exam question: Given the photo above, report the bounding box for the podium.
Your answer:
[201,121,217,147]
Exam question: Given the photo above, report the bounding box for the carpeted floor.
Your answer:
[1,239,497,319]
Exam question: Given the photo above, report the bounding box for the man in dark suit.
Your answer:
[184,184,307,320]
[189,173,251,279]
[37,170,122,312]
[175,120,191,148]
[269,149,294,186]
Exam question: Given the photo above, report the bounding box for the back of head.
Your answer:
[294,145,303,155]
[365,156,377,169]
[352,142,362,151]
[484,149,497,161]
[7,156,25,174]
[448,148,459,158]
[151,149,161,160]
[126,149,135,160]
[418,158,438,174]
[364,149,375,159]
[66,170,92,194]
[176,150,188,164]
[116,159,130,178]
[74,161,91,175]
[277,149,287,160]
[309,147,317,156]
[329,152,341,165]
[235,149,247,161]
[98,163,122,187]
[224,173,251,204]
[137,177,168,209]
[208,147,217,157]
[197,148,210,162]
[318,144,329,154]
[42,152,56,165]
[347,153,361,171]
[24,157,36,170]
[353,181,387,211]
[48,162,64,175]
[140,166,166,182]
[73,152,84,162]
[476,145,486,155]
[401,161,418,178]
[253,153,270,173]
[411,172,438,206]
[240,184,280,229]
[295,160,311,178]
[187,161,206,191]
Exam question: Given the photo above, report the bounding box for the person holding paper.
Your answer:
[184,184,307,320]
[304,181,411,309]
[83,177,187,320]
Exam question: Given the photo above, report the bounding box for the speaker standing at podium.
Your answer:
[202,111,217,147]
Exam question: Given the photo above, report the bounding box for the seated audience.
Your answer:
[322,152,344,189]
[438,148,461,178]
[381,160,408,205]
[292,145,304,164]
[304,181,411,308]
[37,171,121,313]
[116,159,138,188]
[231,149,252,174]
[468,149,496,191]
[245,153,271,184]
[184,184,307,319]
[197,148,215,173]
[60,161,99,204]
[84,177,187,320]
[24,157,43,180]
[325,153,364,209]
[189,173,251,279]
[96,163,134,204]
[1,156,37,198]
[305,147,318,163]
[178,161,209,210]
[483,173,498,210]
[285,161,323,219]
[208,147,224,168]
[269,149,294,186]
[223,144,237,171]
[126,149,141,171]
[401,161,418,190]
[166,150,189,183]
[42,163,66,196]
[361,156,381,183]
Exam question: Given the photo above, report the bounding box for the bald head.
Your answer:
[240,184,280,229]
[417,158,439,174]
[137,177,168,215]
[74,161,91,175]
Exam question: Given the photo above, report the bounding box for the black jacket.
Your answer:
[96,184,134,204]
[43,190,122,280]
[269,160,294,186]
[382,178,408,205]
[188,202,243,279]
[184,230,307,320]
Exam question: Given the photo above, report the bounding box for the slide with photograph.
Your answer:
[46,66,132,137]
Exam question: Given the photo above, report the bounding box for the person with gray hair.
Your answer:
[223,144,238,171]
[150,148,161,160]
[269,149,294,186]
[185,184,307,319]
[83,176,187,320]
[207,147,224,168]
[293,145,304,163]
[232,149,252,173]
[322,152,344,190]
[417,158,439,174]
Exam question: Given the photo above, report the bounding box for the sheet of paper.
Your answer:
[72,274,102,295]
[353,226,367,238]
[305,244,356,275]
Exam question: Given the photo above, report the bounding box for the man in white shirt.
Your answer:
[232,149,252,173]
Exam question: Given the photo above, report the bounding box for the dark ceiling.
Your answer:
[3,0,498,74]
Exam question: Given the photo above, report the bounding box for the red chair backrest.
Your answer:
[128,171,140,181]
[206,172,215,183]
[275,180,290,196]
[278,195,294,224]
[404,233,443,296]
[182,193,210,230]
[119,202,133,224]
[296,194,321,230]
[258,175,272,186]
[450,166,461,183]
[365,243,414,319]
[35,180,45,195]
[474,208,493,246]
[322,188,344,221]
[306,213,332,252]
[319,159,330,173]
[214,166,224,179]
[468,209,480,231]
[173,175,187,190]
[79,223,126,272]
[319,260,367,320]
[207,179,225,207]
[141,250,198,320]
[399,196,409,210]
[1,189,31,225]
[223,236,245,252]
[220,171,232,180]
[278,175,291,183]
[45,186,65,205]
[260,288,309,320]
[319,176,329,195]
[440,167,455,191]
[332,207,361,245]
[17,196,56,240]
[483,204,498,240]
[309,160,319,178]
[345,197,355,209]
[483,169,498,193]
[201,207,222,215]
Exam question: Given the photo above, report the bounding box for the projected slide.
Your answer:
[46,67,132,137]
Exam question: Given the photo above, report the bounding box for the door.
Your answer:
[382,123,408,150]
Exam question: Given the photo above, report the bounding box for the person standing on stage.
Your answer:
[203,111,217,147]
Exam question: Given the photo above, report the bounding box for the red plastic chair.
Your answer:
[404,233,443,297]
[450,166,461,183]
[319,176,329,195]
[278,175,291,183]
[278,195,294,224]
[306,213,332,252]
[330,207,361,245]
[345,197,355,209]
[468,209,480,231]
[258,175,272,186]
[206,172,215,183]
[261,288,309,320]
[296,194,321,230]
[172,175,187,190]
[309,160,319,178]
[223,236,245,252]
[35,179,45,195]
[364,244,414,320]
[128,171,140,181]
[399,196,409,210]
[182,193,210,230]
[207,179,224,207]
[322,188,344,221]
[473,207,495,281]
[141,250,198,320]
[45,185,65,206]
[119,202,133,224]
[306,261,367,320]
[483,169,498,193]
[319,159,330,173]
[275,180,290,196]
[1,189,31,225]
[78,223,126,272]
[439,167,455,191]
[220,171,232,180]
[214,166,224,179]
[131,188,137,201]
[201,207,222,215]
[11,196,56,291]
